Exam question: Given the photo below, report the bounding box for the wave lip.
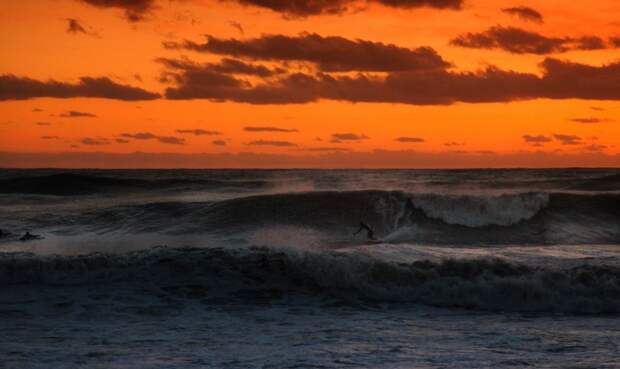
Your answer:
[1,247,619,314]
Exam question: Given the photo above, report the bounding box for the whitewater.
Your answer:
[0,168,619,368]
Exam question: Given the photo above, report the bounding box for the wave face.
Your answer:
[3,189,619,245]
[2,247,619,313]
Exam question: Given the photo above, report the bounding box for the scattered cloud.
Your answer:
[331,133,369,143]
[451,26,610,54]
[120,132,185,145]
[66,18,98,37]
[585,144,608,151]
[213,139,227,146]
[35,122,52,126]
[553,134,582,145]
[395,136,425,143]
[78,0,156,22]
[41,135,60,139]
[569,117,613,124]
[229,21,244,34]
[157,136,185,145]
[0,75,160,101]
[590,106,605,111]
[164,33,450,72]
[32,108,44,112]
[115,138,130,144]
[248,140,297,147]
[81,137,110,145]
[176,129,222,135]
[523,134,552,146]
[244,126,298,133]
[444,141,465,147]
[501,6,543,23]
[60,110,97,118]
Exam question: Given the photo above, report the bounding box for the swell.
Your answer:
[0,173,269,195]
[1,247,619,313]
[6,190,620,245]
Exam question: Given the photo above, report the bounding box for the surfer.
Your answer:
[354,222,376,241]
[19,232,43,242]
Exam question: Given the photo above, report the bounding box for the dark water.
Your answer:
[1,169,619,368]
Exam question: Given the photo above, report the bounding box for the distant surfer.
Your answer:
[19,232,43,242]
[354,222,376,241]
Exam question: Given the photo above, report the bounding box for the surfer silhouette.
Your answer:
[354,222,376,241]
[19,232,43,242]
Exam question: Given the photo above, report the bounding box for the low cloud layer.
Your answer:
[162,57,620,105]
[0,75,160,101]
[451,26,613,54]
[553,134,582,145]
[165,33,450,72]
[331,133,369,142]
[3,150,617,169]
[220,0,463,17]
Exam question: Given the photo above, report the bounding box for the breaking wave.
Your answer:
[1,247,619,314]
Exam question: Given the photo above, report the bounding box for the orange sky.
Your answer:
[1,0,619,168]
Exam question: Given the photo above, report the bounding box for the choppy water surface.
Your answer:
[1,169,619,368]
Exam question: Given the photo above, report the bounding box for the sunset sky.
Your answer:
[1,0,620,168]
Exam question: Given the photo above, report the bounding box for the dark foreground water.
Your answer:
[0,169,619,368]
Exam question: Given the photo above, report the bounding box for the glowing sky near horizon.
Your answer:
[0,0,619,168]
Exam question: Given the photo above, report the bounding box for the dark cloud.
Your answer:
[0,75,160,101]
[569,117,613,124]
[36,122,52,126]
[221,0,463,17]
[81,137,110,145]
[444,141,465,147]
[553,134,582,145]
[176,129,222,135]
[213,140,227,146]
[248,140,297,147]
[41,135,60,139]
[395,136,425,143]
[60,110,97,118]
[163,57,620,105]
[244,126,298,132]
[331,133,369,143]
[157,57,285,78]
[523,134,552,146]
[165,33,450,72]
[115,138,130,144]
[78,0,155,22]
[32,108,44,112]
[501,6,543,23]
[120,132,185,145]
[451,26,608,54]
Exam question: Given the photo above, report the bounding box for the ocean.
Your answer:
[0,168,619,368]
